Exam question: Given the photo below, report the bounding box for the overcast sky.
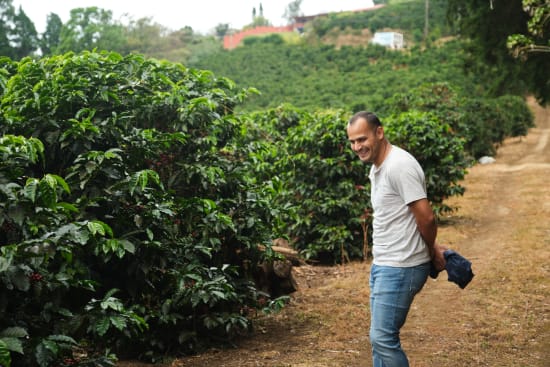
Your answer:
[12,0,375,35]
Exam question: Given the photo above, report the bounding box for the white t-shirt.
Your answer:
[369,145,431,267]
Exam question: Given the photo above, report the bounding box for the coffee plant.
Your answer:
[245,105,470,263]
[0,51,282,365]
[385,82,534,158]
[0,50,523,364]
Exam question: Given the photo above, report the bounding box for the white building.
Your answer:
[371,32,404,49]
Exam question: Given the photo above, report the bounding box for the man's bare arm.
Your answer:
[408,198,445,270]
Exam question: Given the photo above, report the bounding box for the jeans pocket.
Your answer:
[408,263,430,294]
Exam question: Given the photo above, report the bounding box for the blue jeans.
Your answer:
[369,263,430,367]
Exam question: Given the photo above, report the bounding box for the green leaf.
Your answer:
[55,273,71,282]
[211,290,226,300]
[47,334,76,346]
[49,174,71,194]
[129,170,147,195]
[109,315,127,331]
[1,338,23,354]
[34,344,47,367]
[23,178,39,202]
[0,327,28,339]
[146,228,154,241]
[41,339,58,354]
[95,317,110,336]
[100,297,122,312]
[35,340,57,367]
[56,308,73,317]
[42,174,57,189]
[0,246,16,273]
[120,239,135,254]
[128,169,162,195]
[73,228,90,245]
[87,220,113,238]
[38,176,57,207]
[104,148,123,159]
[55,202,79,213]
[87,221,105,236]
[0,340,11,367]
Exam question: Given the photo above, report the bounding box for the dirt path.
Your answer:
[123,99,549,367]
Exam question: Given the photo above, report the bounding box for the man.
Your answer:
[346,111,445,367]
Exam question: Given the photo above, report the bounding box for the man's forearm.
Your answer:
[417,217,437,255]
[408,198,437,255]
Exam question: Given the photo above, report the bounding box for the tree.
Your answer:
[165,26,194,51]
[41,13,63,56]
[249,3,270,28]
[215,23,230,39]
[0,1,39,59]
[0,0,15,58]
[11,6,38,58]
[283,0,303,24]
[507,0,550,57]
[56,7,128,54]
[123,16,167,55]
[447,0,550,105]
[251,16,271,28]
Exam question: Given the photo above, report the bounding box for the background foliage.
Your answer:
[447,0,549,105]
[2,48,531,365]
[0,0,541,365]
[0,52,282,365]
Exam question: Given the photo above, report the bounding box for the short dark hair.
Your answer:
[348,111,382,129]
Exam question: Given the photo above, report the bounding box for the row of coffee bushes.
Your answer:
[0,52,280,365]
[0,51,532,365]
[241,104,470,263]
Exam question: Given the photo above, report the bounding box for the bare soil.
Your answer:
[121,98,550,367]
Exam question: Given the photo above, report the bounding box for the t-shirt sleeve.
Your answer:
[389,157,427,204]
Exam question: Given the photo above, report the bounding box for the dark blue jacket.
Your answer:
[430,249,474,289]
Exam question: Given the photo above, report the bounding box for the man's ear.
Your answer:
[376,126,384,140]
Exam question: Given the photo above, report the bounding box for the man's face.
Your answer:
[347,118,383,164]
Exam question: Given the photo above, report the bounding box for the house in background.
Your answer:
[223,25,301,49]
[223,4,387,49]
[371,32,404,49]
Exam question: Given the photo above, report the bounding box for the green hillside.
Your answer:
[191,40,476,113]
[189,0,546,113]
[306,0,453,43]
[188,0,478,113]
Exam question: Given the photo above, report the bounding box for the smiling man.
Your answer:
[347,111,445,367]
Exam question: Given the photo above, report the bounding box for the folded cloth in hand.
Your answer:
[429,249,474,289]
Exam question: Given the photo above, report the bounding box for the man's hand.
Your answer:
[431,243,447,271]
